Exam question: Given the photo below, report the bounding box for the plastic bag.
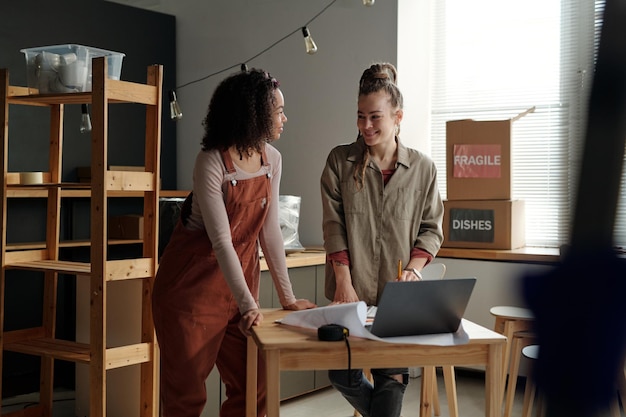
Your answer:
[279,195,304,251]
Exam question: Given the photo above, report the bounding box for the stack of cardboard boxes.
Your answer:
[442,108,534,249]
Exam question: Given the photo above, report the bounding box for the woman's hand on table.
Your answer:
[283,299,317,311]
[329,284,360,305]
[238,308,264,336]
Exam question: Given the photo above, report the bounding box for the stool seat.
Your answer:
[521,345,542,417]
[490,305,535,320]
[490,305,536,417]
[522,345,539,360]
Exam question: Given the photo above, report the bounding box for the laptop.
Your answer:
[367,278,476,338]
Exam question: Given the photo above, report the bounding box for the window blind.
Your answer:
[429,0,604,247]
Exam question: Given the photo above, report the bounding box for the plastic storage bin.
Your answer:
[85,46,125,91]
[21,44,125,93]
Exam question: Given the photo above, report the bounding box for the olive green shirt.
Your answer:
[321,137,444,305]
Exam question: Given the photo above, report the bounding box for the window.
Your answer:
[426,0,614,248]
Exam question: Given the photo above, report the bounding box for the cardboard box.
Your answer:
[446,107,534,200]
[108,215,144,239]
[442,199,525,249]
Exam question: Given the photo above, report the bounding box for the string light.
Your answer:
[80,104,92,133]
[169,0,374,120]
[301,27,318,55]
[169,90,183,120]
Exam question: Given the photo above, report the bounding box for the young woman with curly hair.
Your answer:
[153,68,315,417]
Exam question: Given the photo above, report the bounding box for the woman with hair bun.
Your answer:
[153,68,315,417]
[320,62,444,417]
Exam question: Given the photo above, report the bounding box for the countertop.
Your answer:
[260,248,326,271]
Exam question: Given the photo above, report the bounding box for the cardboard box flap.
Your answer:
[511,106,535,122]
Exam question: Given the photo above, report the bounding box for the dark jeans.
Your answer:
[328,367,408,417]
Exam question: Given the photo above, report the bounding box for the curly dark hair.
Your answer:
[201,68,280,155]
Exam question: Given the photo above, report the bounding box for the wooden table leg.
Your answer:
[486,343,504,417]
[265,350,281,417]
[246,336,258,417]
[443,366,459,417]
[420,366,436,417]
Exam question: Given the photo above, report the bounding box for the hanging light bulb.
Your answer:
[301,27,318,55]
[80,104,92,134]
[362,0,375,6]
[169,90,183,121]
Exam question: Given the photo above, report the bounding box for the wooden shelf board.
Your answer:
[5,338,91,364]
[7,79,157,106]
[5,189,185,198]
[106,343,153,369]
[6,259,91,275]
[6,239,143,251]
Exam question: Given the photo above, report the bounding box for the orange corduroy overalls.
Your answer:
[153,148,271,417]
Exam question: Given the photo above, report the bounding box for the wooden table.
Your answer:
[246,309,506,417]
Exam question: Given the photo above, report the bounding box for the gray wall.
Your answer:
[148,0,398,246]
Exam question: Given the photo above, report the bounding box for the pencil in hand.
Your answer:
[397,259,402,280]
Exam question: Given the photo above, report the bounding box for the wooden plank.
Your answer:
[5,239,143,251]
[6,259,91,275]
[106,343,152,369]
[7,85,32,97]
[5,338,91,363]
[7,91,91,105]
[437,247,560,263]
[90,56,108,417]
[3,327,46,343]
[106,170,155,191]
[139,62,162,417]
[5,188,187,198]
[106,79,158,105]
[5,82,156,106]
[262,251,326,271]
[106,258,153,281]
[4,249,48,264]
[0,69,7,404]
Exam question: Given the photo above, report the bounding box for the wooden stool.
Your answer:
[521,345,543,417]
[490,306,535,413]
[504,331,536,417]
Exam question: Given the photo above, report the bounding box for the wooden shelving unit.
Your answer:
[0,58,162,417]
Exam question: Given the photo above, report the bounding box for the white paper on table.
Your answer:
[278,302,469,346]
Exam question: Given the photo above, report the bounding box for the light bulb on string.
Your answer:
[363,0,375,6]
[169,90,183,121]
[301,27,318,55]
[80,104,92,134]
[170,0,341,120]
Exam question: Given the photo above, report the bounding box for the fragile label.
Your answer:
[453,144,501,178]
[448,208,495,242]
